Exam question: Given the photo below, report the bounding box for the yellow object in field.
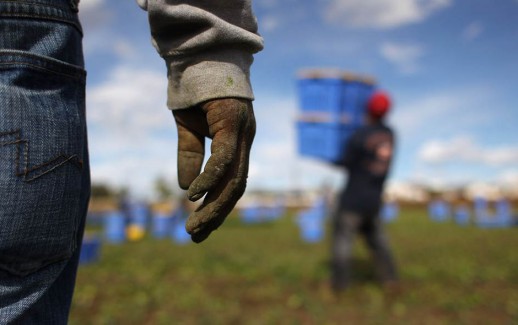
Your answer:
[126,225,145,241]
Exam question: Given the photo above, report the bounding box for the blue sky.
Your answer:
[78,0,518,198]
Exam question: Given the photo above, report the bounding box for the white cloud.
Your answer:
[92,154,180,198]
[79,0,105,11]
[380,42,424,74]
[79,0,141,61]
[418,136,518,166]
[390,93,462,136]
[390,86,494,138]
[256,1,305,33]
[79,0,110,28]
[261,15,280,32]
[87,66,169,134]
[462,22,483,41]
[249,143,344,191]
[498,169,518,187]
[112,40,139,60]
[84,35,142,62]
[247,95,344,191]
[86,65,177,197]
[323,0,452,29]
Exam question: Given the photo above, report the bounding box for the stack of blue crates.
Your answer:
[296,69,377,163]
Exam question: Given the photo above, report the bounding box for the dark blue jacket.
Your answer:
[339,123,395,216]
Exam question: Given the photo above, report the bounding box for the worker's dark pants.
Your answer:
[331,210,398,291]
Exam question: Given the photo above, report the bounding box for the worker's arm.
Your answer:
[137,0,263,242]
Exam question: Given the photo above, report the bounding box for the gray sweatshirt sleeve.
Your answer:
[136,0,264,110]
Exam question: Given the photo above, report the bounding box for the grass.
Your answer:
[70,207,518,325]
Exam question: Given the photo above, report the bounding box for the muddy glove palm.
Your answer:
[173,98,256,243]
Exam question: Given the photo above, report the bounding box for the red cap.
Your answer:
[367,91,391,119]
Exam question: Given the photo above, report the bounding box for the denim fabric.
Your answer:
[331,209,398,291]
[0,0,89,323]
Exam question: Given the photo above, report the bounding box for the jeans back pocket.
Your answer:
[0,50,88,276]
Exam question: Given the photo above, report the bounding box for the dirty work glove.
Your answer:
[173,98,256,243]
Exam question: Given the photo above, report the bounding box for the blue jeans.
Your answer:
[331,209,398,291]
[0,0,89,323]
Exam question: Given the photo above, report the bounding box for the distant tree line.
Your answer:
[91,175,176,201]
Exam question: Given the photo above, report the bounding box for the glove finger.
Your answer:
[187,99,252,201]
[186,143,245,242]
[187,112,255,242]
[187,131,238,201]
[176,121,205,190]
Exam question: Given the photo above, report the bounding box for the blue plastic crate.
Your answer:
[240,206,263,224]
[297,74,376,124]
[296,198,328,243]
[341,80,363,122]
[298,78,343,116]
[129,203,149,229]
[381,202,399,223]
[104,211,126,244]
[296,121,356,163]
[79,236,101,265]
[152,213,172,239]
[171,218,190,244]
[476,214,514,228]
[428,200,451,222]
[454,206,471,226]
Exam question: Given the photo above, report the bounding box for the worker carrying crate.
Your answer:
[296,68,383,163]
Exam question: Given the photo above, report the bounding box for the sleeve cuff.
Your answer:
[165,50,255,110]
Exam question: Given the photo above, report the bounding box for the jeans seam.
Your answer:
[0,50,86,80]
[0,61,84,81]
[0,130,83,183]
[0,11,78,22]
[0,0,69,11]
[0,0,82,34]
[0,13,82,34]
[23,154,83,182]
[0,254,70,277]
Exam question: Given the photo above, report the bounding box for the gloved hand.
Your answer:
[173,98,256,243]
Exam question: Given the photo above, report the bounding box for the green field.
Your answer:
[70,207,518,325]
